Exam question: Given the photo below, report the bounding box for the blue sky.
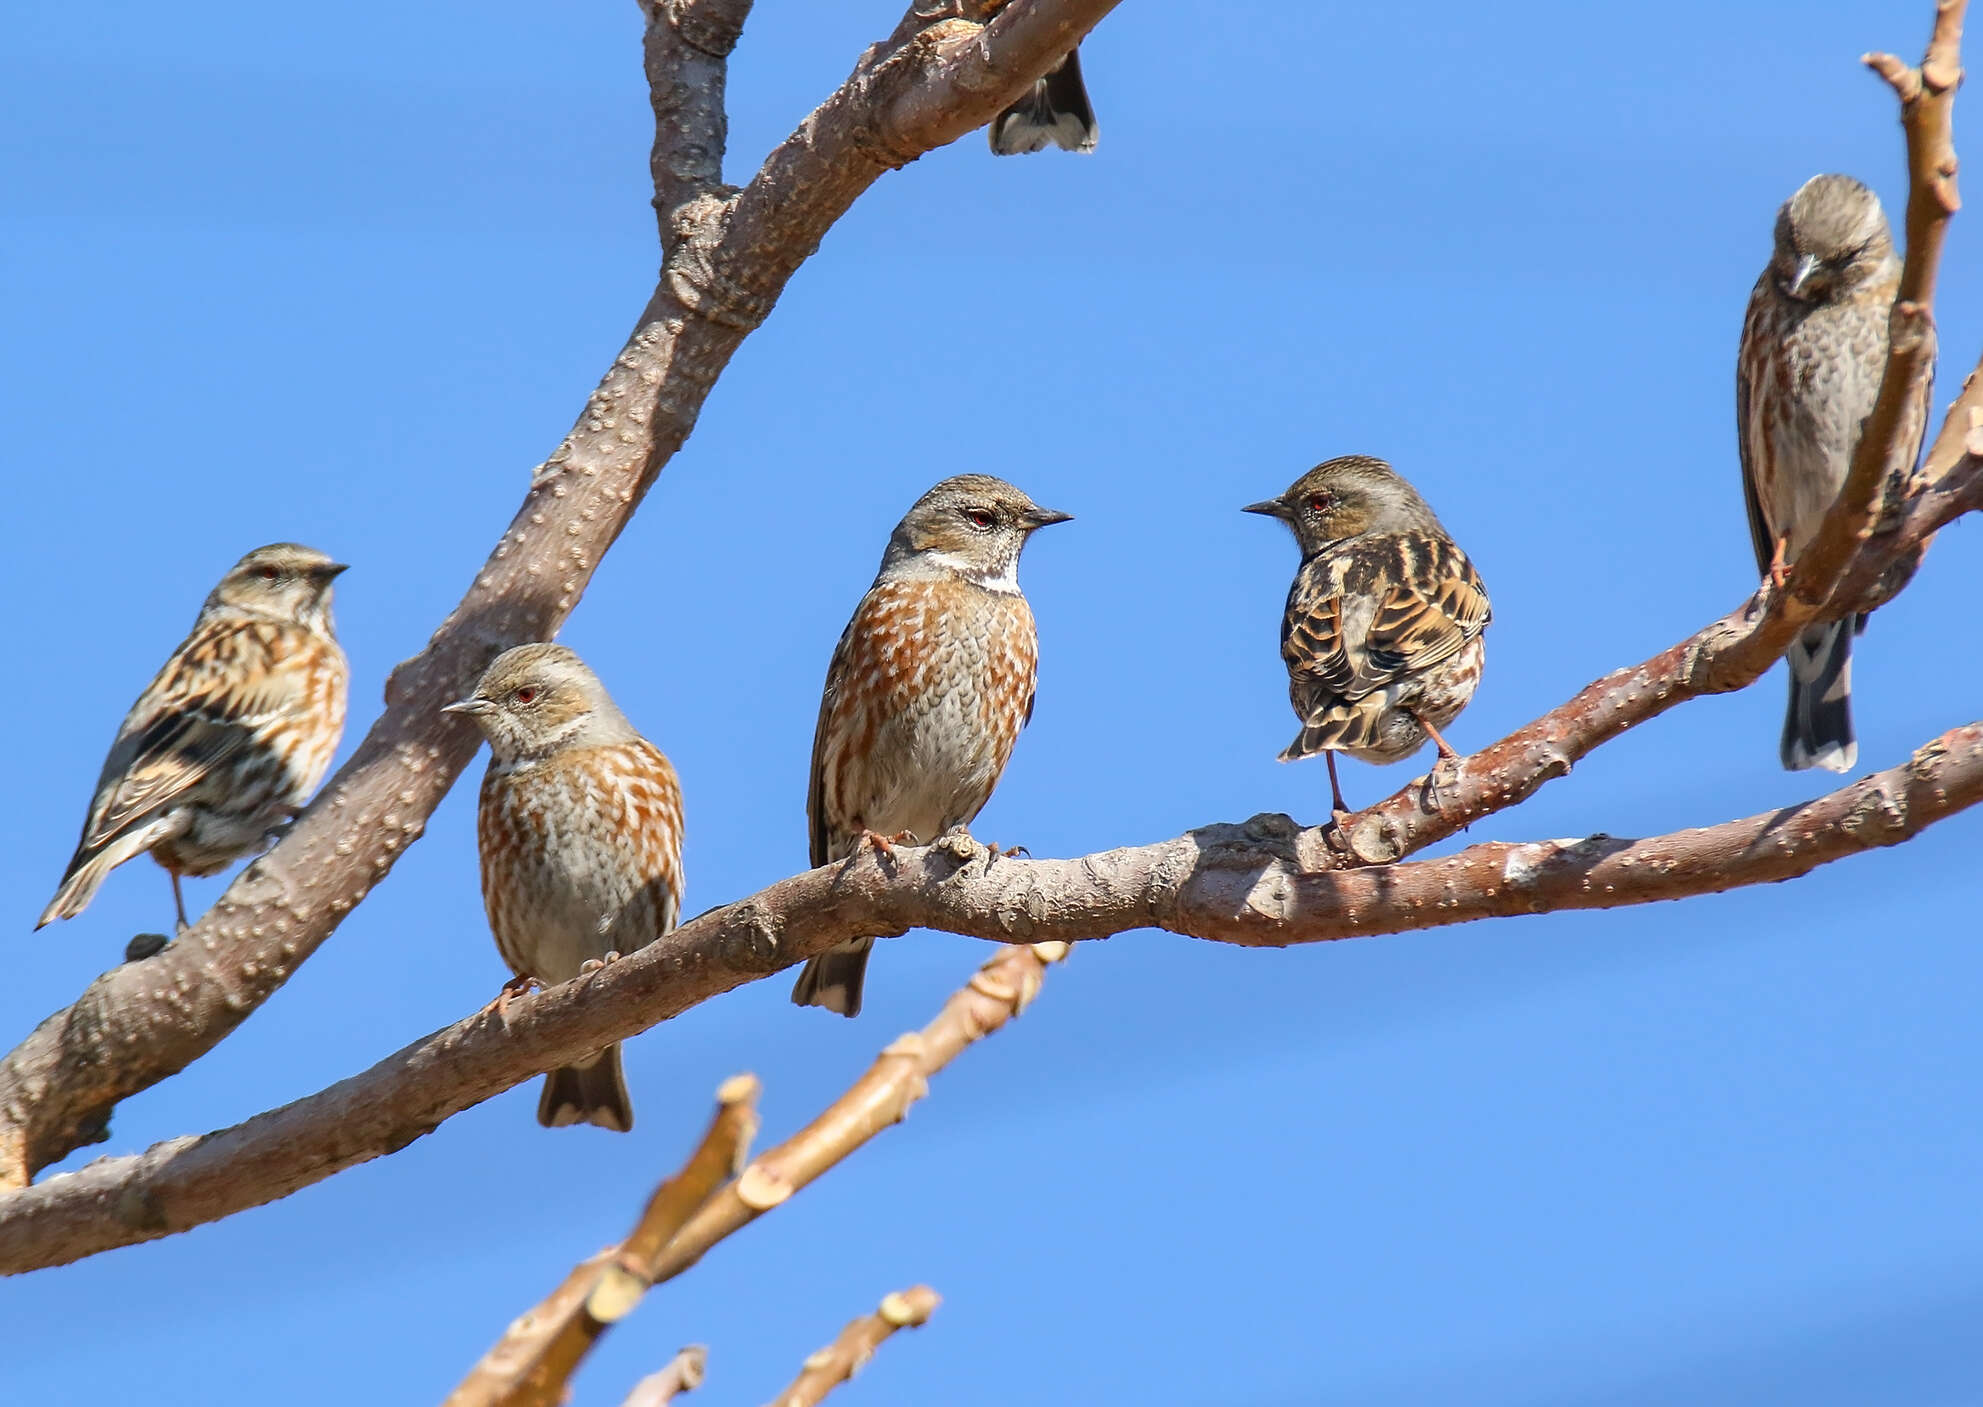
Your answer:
[3,2,1980,1402]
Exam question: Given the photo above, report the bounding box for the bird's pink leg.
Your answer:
[1419,720,1461,760]
[1769,534,1791,590]
[169,871,190,935]
[1325,752,1352,817]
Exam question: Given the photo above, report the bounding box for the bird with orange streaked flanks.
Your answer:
[793,475,1070,1018]
[446,644,684,1132]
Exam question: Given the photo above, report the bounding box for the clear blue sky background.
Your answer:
[3,2,1979,1402]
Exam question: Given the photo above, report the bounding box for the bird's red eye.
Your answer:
[963,508,995,530]
[259,566,280,581]
[513,686,540,705]
[1309,494,1334,513]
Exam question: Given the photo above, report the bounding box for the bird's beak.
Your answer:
[315,562,351,581]
[1027,506,1074,529]
[1242,498,1289,520]
[442,698,495,718]
[1785,253,1820,299]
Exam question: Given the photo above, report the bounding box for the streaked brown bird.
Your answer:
[989,48,1098,155]
[38,543,349,933]
[1246,456,1491,814]
[446,643,683,1132]
[1736,172,1926,772]
[793,474,1070,1017]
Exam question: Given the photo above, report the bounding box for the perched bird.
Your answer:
[39,543,349,933]
[446,644,683,1132]
[989,48,1098,155]
[1245,456,1491,814]
[793,475,1070,1017]
[1736,172,1925,772]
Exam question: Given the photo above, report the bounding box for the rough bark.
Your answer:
[3,720,1980,1274]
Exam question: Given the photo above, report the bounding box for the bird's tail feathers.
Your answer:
[1279,709,1379,763]
[36,820,176,929]
[791,938,874,1018]
[538,1043,634,1132]
[988,49,1098,155]
[1781,620,1857,773]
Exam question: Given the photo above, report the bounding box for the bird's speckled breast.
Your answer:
[477,739,683,983]
[819,574,1037,858]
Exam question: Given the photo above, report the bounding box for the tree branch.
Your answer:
[0,0,1122,1189]
[622,1348,709,1407]
[762,1288,939,1407]
[444,1075,759,1407]
[6,717,1981,1275]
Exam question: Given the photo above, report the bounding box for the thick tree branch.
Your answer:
[0,0,1122,1189]
[762,1287,940,1407]
[6,719,1981,1275]
[445,1075,759,1407]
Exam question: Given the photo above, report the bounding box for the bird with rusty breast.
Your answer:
[445,643,684,1132]
[793,474,1071,1018]
[38,542,349,935]
[1246,456,1491,814]
[1736,172,1928,772]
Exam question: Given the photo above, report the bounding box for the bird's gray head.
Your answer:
[877,473,1072,591]
[206,543,347,631]
[442,643,636,763]
[1770,174,1897,304]
[1243,455,1444,555]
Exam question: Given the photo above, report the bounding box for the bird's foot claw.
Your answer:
[854,829,918,866]
[861,829,904,856]
[487,973,541,1019]
[577,951,623,977]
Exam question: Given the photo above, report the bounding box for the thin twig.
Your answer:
[622,1347,709,1407]
[647,944,1063,1283]
[762,1287,940,1407]
[444,1076,760,1407]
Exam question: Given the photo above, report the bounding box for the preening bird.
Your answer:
[1736,172,1927,772]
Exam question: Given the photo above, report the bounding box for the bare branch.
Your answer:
[7,714,1982,1274]
[0,0,1122,1189]
[0,942,1068,1272]
[645,943,1062,1285]
[761,1287,940,1407]
[622,1348,709,1407]
[445,1075,759,1407]
[645,0,754,245]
